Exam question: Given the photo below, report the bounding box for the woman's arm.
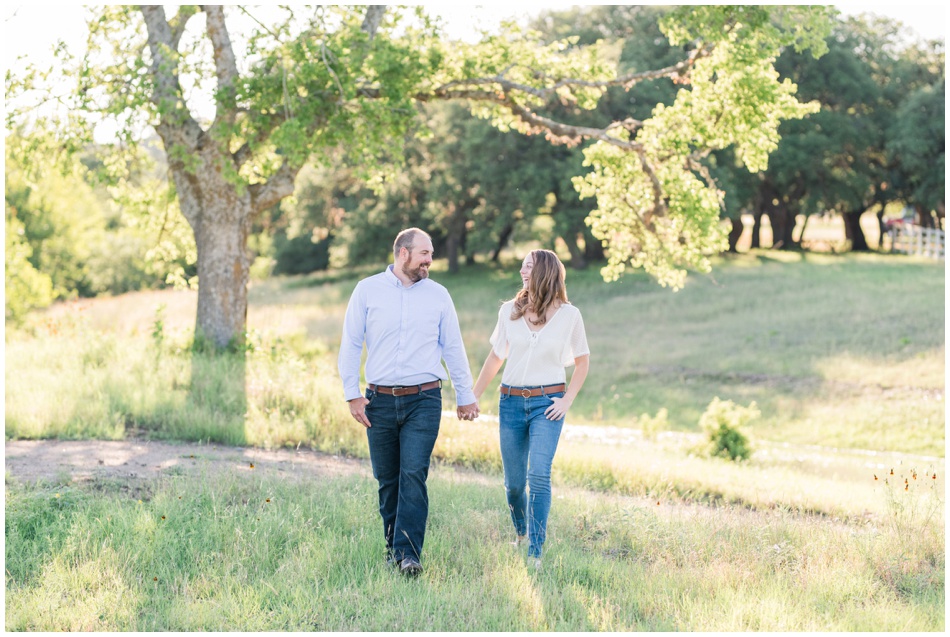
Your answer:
[545,354,589,421]
[472,350,505,400]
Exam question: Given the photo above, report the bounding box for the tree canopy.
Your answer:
[7,5,834,348]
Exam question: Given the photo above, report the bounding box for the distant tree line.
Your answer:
[5,7,944,325]
[257,7,944,270]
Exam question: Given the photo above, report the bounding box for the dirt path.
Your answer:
[4,439,374,486]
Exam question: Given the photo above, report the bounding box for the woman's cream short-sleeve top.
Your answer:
[489,300,589,387]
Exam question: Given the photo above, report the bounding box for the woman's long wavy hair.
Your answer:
[510,250,568,326]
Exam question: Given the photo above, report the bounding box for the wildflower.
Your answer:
[161,515,166,520]
[265,498,271,503]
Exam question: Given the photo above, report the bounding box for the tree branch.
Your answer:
[201,5,240,129]
[168,5,198,49]
[405,45,714,157]
[140,5,200,135]
[415,87,644,154]
[361,6,386,40]
[430,44,711,105]
[249,161,301,217]
[553,44,712,91]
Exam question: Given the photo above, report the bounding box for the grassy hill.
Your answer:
[5,250,945,630]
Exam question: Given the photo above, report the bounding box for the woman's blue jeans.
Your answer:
[364,387,442,562]
[498,389,565,559]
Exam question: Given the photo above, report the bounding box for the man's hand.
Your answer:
[348,397,372,428]
[457,402,480,421]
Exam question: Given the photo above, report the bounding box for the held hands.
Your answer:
[457,402,480,422]
[544,395,573,421]
[348,397,372,428]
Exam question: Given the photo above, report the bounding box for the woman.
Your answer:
[473,249,590,568]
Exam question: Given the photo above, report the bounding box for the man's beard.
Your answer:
[402,262,429,283]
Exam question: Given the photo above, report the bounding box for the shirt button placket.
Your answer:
[395,287,407,374]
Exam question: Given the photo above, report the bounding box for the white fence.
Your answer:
[889,224,945,260]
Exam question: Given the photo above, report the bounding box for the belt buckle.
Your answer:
[391,386,405,396]
[521,388,531,398]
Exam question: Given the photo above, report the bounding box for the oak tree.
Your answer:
[8,5,832,348]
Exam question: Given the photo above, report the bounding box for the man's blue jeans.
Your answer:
[364,387,442,562]
[498,389,565,559]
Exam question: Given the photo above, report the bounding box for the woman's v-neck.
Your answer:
[521,305,564,334]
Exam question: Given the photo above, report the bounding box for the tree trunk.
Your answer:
[768,206,797,250]
[727,216,744,252]
[444,201,471,273]
[491,222,515,262]
[875,209,887,249]
[842,210,870,251]
[750,211,763,249]
[162,135,255,350]
[795,213,811,245]
[193,213,252,349]
[915,204,936,229]
[584,228,605,262]
[445,223,462,274]
[564,232,587,269]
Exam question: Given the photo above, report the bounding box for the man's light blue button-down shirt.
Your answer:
[338,265,476,406]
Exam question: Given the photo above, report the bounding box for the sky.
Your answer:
[442,2,946,43]
[3,2,946,67]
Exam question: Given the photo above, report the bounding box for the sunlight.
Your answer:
[496,562,548,630]
[571,582,623,631]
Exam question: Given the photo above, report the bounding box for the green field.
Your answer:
[5,251,945,630]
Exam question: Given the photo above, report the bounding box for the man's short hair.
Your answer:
[393,228,430,260]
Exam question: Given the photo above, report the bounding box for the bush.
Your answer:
[273,233,332,275]
[698,397,759,461]
[5,213,54,324]
[639,407,669,440]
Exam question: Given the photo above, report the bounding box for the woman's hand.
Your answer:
[544,395,573,421]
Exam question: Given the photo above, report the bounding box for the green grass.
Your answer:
[5,464,943,631]
[5,251,945,516]
[5,251,944,629]
[9,250,944,455]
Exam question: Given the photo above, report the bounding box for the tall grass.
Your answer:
[9,252,944,455]
[6,253,945,516]
[6,252,944,630]
[5,465,943,631]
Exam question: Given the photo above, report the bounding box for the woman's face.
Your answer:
[520,253,534,288]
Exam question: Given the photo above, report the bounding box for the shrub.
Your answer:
[639,407,669,440]
[698,397,759,461]
[5,213,54,324]
[273,233,331,275]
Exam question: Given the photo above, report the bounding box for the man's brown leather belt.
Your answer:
[368,380,442,396]
[499,383,566,398]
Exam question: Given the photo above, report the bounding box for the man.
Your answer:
[338,228,479,577]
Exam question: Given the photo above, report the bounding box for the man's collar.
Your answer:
[385,263,427,289]
[384,264,399,285]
